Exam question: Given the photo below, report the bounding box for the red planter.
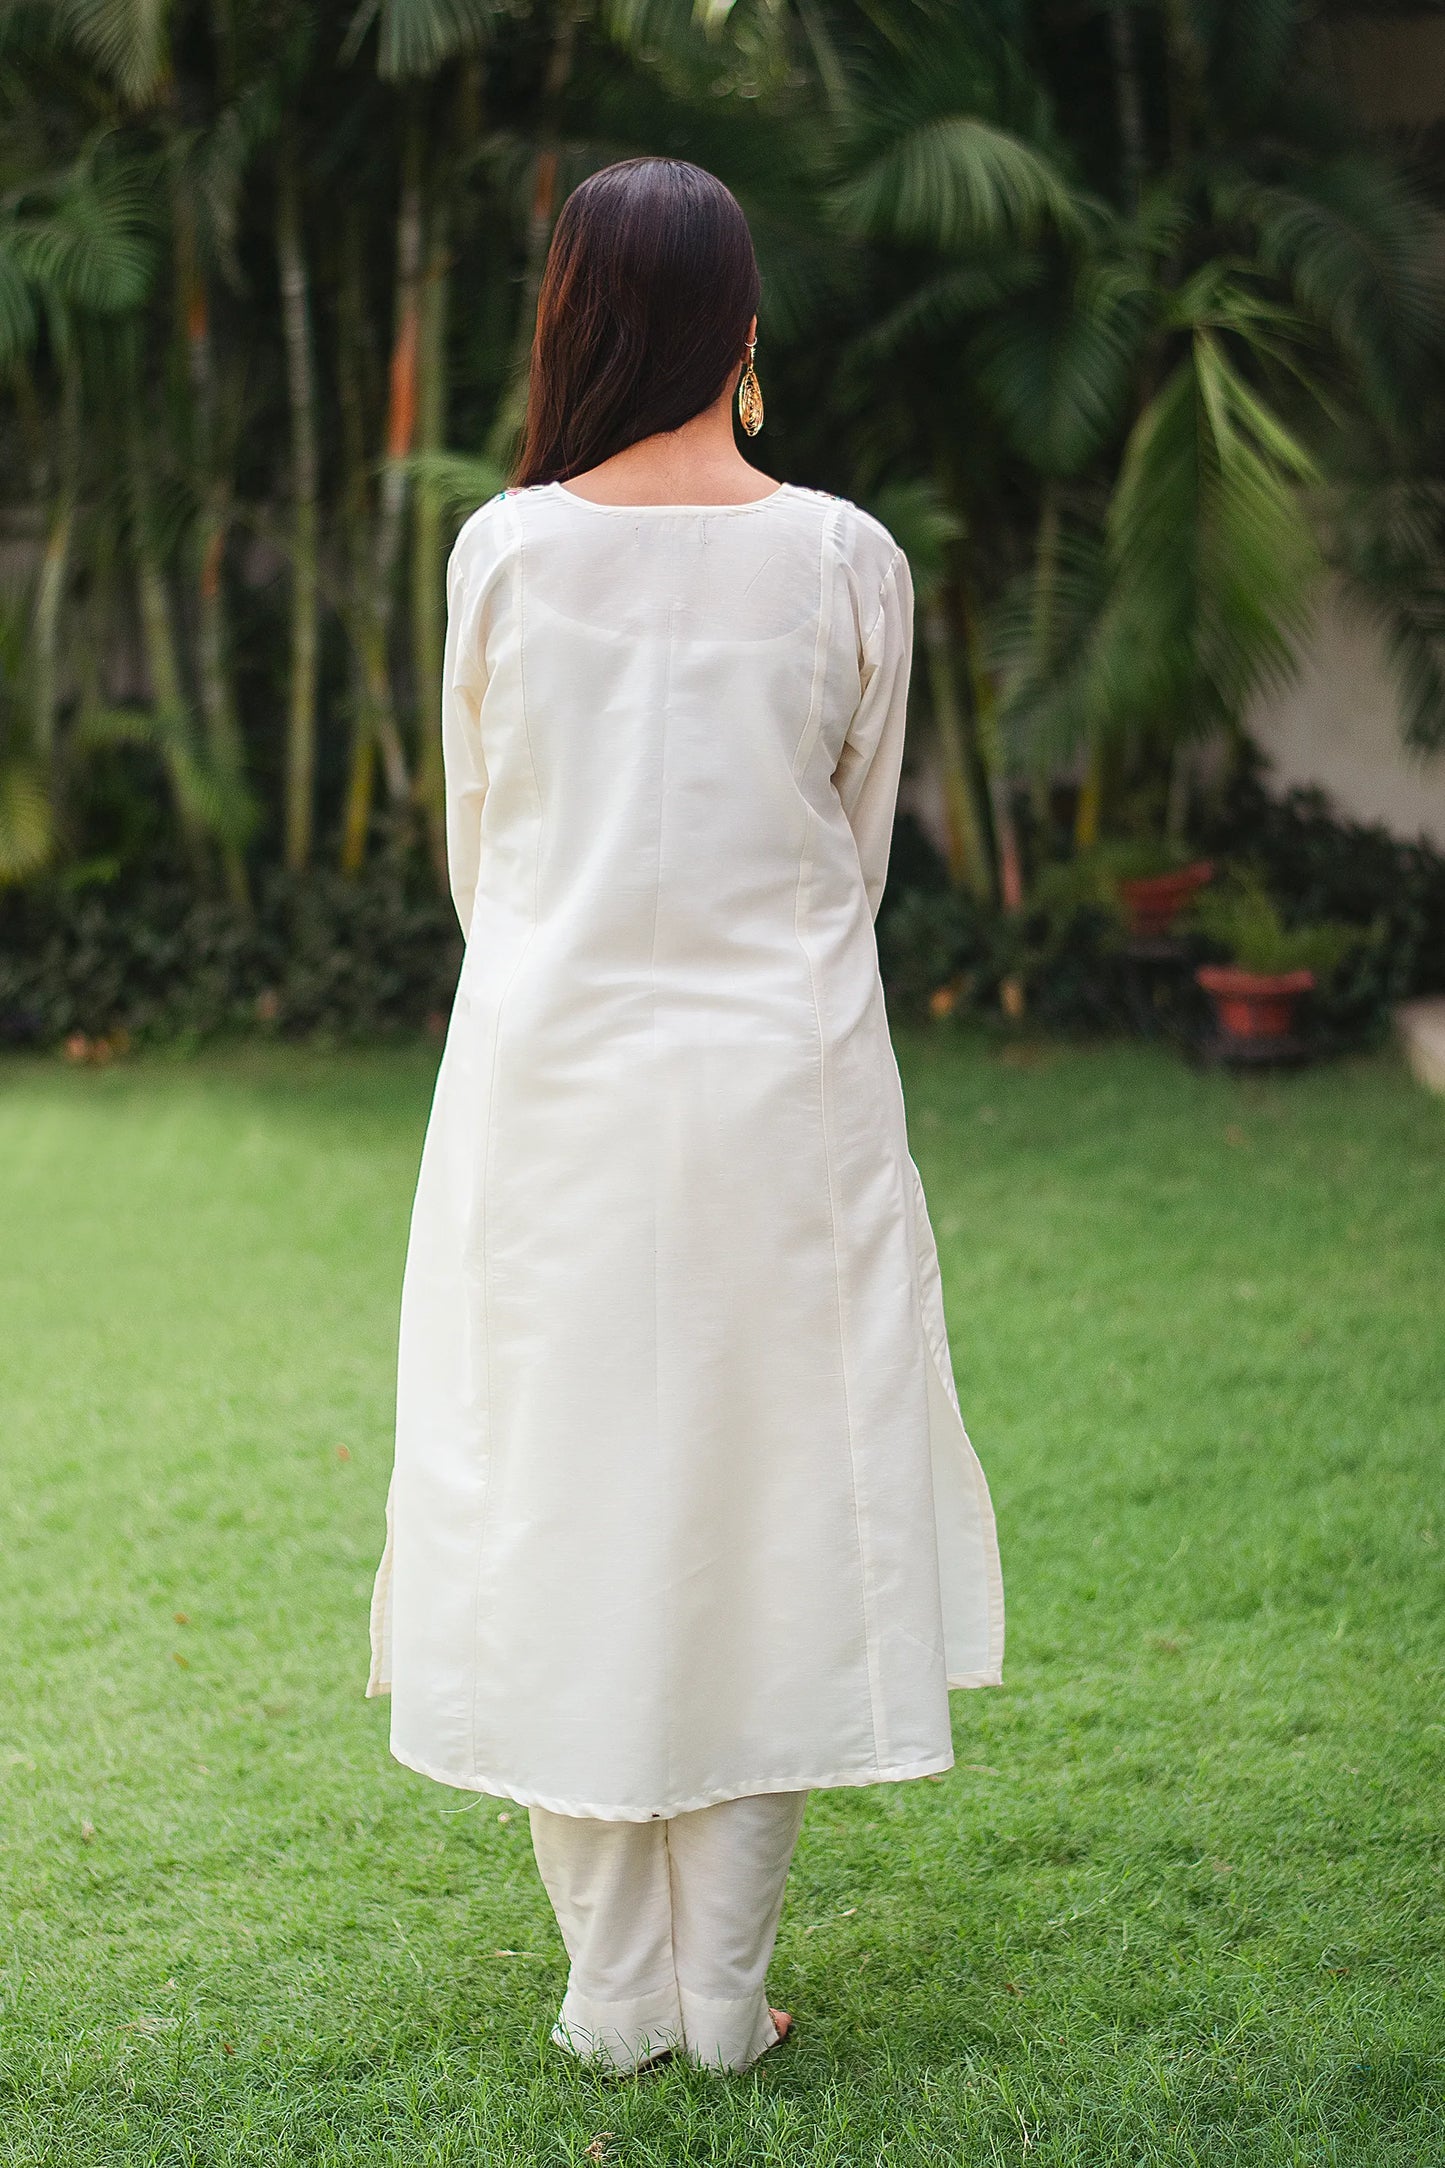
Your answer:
[1195,965,1315,1041]
[1117,860,1214,937]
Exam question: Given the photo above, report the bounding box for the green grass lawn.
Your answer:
[1,1032,1441,2166]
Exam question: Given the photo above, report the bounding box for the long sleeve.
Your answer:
[832,547,915,920]
[441,539,492,938]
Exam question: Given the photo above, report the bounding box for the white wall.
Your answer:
[1246,588,1445,848]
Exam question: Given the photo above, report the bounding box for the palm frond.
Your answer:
[78,706,256,845]
[0,758,54,884]
[1331,478,1445,751]
[55,0,169,105]
[1207,0,1301,120]
[600,0,746,58]
[747,204,859,342]
[1219,160,1445,431]
[969,255,1151,477]
[850,256,1043,363]
[835,116,1083,252]
[346,0,499,80]
[192,90,278,287]
[0,234,38,365]
[12,156,154,313]
[990,525,1113,762]
[1103,330,1323,728]
[405,450,509,521]
[862,478,964,601]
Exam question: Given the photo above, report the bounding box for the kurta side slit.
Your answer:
[369,480,1004,1822]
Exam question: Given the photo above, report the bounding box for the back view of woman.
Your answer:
[369,156,1004,2074]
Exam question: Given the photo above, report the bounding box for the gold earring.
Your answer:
[737,339,764,437]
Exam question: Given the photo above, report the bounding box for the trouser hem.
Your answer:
[679,1983,780,2070]
[547,1983,781,2074]
[550,1981,683,2071]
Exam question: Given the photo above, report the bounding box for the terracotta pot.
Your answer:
[1195,964,1314,1041]
[1117,860,1214,937]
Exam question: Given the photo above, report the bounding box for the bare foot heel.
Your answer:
[769,2007,794,2041]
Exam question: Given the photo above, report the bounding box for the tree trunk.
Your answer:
[368,110,425,807]
[1106,1,1147,212]
[338,216,378,873]
[195,479,249,902]
[338,117,423,874]
[32,347,81,770]
[123,380,206,865]
[1161,0,1205,168]
[176,192,249,902]
[486,0,581,466]
[921,593,992,900]
[412,195,452,886]
[277,146,321,873]
[1074,743,1104,848]
[961,581,1024,912]
[1165,740,1191,840]
[1031,482,1061,660]
[1022,482,1062,852]
[372,110,425,778]
[340,731,377,876]
[988,774,1025,913]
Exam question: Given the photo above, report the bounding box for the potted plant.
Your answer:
[1192,873,1362,1045]
[1105,841,1216,939]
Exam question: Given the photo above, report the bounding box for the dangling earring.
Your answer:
[737,339,764,437]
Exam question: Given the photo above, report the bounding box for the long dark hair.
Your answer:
[511,158,761,489]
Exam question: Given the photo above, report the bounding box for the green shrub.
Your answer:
[1192,869,1375,979]
[877,783,1440,1047]
[0,859,462,1048]
[1196,775,1445,1036]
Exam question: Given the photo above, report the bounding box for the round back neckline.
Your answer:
[548,480,793,515]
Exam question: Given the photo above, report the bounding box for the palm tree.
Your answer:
[0,130,154,873]
[813,0,1443,881]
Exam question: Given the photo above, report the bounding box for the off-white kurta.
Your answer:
[368,479,1004,1819]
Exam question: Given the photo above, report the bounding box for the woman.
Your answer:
[369,157,1004,2075]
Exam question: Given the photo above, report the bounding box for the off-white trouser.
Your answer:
[528,1790,809,2073]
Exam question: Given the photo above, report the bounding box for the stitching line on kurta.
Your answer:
[467,491,544,1781]
[650,590,676,1808]
[789,504,846,785]
[791,501,886,1775]
[860,548,904,664]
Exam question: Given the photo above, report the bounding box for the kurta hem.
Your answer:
[383,1736,957,1821]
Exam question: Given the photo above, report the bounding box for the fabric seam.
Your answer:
[466,491,543,1779]
[650,597,676,1808]
[859,547,904,664]
[791,499,887,1773]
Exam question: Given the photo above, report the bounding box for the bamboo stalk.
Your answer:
[962,582,1024,913]
[176,190,249,902]
[277,145,321,873]
[1106,1,1147,212]
[921,593,992,900]
[338,216,378,873]
[338,116,422,876]
[412,195,452,887]
[123,381,206,866]
[1027,484,1065,844]
[1165,740,1191,839]
[487,0,580,465]
[32,347,81,769]
[358,108,425,835]
[1074,744,1104,848]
